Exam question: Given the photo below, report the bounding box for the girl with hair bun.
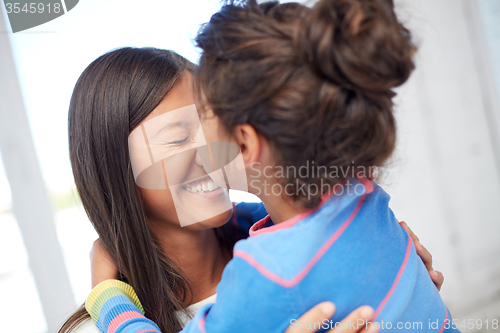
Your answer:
[84,0,457,332]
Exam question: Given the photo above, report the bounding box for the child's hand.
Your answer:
[284,302,379,333]
[399,221,444,291]
[90,238,119,288]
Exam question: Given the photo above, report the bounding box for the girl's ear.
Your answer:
[233,124,264,169]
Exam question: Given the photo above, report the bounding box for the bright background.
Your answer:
[0,0,499,332]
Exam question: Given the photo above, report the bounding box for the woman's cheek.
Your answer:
[162,148,197,186]
[139,187,180,225]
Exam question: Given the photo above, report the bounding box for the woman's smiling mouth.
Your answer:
[182,175,222,194]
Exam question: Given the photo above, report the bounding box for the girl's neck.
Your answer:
[259,191,306,224]
[150,222,231,306]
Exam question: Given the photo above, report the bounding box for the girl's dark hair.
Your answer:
[196,0,416,208]
[60,47,233,333]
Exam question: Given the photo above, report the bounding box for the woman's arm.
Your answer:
[90,239,119,288]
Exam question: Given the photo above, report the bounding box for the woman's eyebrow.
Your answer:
[162,121,186,129]
[151,120,188,136]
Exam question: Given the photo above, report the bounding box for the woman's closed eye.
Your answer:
[167,136,189,145]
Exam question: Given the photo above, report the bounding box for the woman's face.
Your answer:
[133,72,233,230]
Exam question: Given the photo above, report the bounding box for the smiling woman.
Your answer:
[62,47,215,333]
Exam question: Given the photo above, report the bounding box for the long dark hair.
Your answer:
[60,47,223,333]
[196,0,415,208]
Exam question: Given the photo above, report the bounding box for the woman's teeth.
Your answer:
[184,180,220,193]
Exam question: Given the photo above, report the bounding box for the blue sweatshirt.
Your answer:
[86,179,459,333]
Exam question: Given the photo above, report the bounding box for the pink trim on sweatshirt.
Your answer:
[249,178,373,237]
[235,194,366,287]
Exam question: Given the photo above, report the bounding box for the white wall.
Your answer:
[386,0,500,328]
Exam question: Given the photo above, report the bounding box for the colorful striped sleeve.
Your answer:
[85,279,162,333]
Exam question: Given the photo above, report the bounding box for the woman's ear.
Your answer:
[233,124,264,169]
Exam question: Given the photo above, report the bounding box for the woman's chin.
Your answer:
[172,184,233,228]
[180,208,233,230]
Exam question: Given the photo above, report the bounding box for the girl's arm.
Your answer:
[85,280,379,333]
[90,220,444,290]
[88,252,298,333]
[85,279,161,333]
[86,220,442,332]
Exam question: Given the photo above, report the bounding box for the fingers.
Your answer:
[399,221,419,243]
[284,304,379,333]
[414,240,433,272]
[327,306,378,333]
[400,221,432,270]
[399,221,444,291]
[430,270,444,291]
[284,302,336,333]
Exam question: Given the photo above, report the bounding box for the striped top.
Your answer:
[85,179,459,333]
[84,280,156,333]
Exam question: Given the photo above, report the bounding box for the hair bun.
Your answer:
[296,0,415,94]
